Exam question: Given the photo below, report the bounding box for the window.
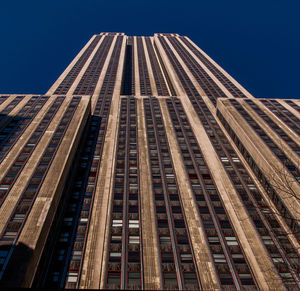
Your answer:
[174,219,185,228]
[114,193,123,200]
[225,236,238,246]
[128,251,140,263]
[112,219,123,227]
[52,271,60,282]
[12,213,25,222]
[129,205,138,213]
[203,220,214,229]
[219,220,231,229]
[109,252,121,262]
[167,184,177,190]
[113,205,122,213]
[129,236,139,244]
[169,194,179,201]
[214,207,225,214]
[177,235,188,244]
[232,254,245,264]
[156,206,166,213]
[158,219,168,228]
[72,250,82,260]
[208,236,220,245]
[206,184,215,190]
[162,252,174,263]
[128,220,139,228]
[271,253,284,263]
[0,185,9,190]
[172,206,181,213]
[199,206,209,214]
[129,193,138,200]
[191,184,201,190]
[66,272,78,283]
[111,235,122,243]
[254,220,263,228]
[128,272,141,285]
[219,273,233,285]
[196,195,205,201]
[210,194,220,201]
[160,236,171,244]
[239,273,254,285]
[280,272,294,283]
[163,272,177,285]
[248,184,257,190]
[181,253,193,263]
[2,231,17,241]
[183,272,197,285]
[213,253,226,263]
[107,272,120,284]
[262,235,274,245]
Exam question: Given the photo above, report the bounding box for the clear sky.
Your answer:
[0,0,299,98]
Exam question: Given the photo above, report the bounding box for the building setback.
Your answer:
[0,32,299,290]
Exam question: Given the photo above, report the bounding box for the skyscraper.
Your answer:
[0,32,299,290]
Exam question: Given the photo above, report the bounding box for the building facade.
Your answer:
[0,32,299,290]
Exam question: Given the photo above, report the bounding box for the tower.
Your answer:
[0,32,299,289]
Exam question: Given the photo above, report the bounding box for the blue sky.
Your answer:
[0,0,299,98]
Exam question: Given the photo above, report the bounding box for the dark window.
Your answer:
[128,272,141,285]
[128,251,140,263]
[162,252,174,263]
[107,272,120,284]
[183,272,197,285]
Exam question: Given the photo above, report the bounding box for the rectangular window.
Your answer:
[181,253,193,263]
[208,236,220,245]
[239,273,254,285]
[107,272,120,284]
[71,250,82,261]
[129,236,139,244]
[112,220,123,227]
[158,219,168,228]
[183,272,197,285]
[111,235,122,244]
[203,220,214,229]
[12,213,26,222]
[128,251,140,263]
[232,254,245,264]
[225,236,238,246]
[162,252,174,263]
[128,220,139,228]
[128,272,141,285]
[163,272,177,286]
[262,235,274,245]
[219,273,233,285]
[271,253,284,263]
[174,219,185,228]
[213,253,226,263]
[109,252,121,262]
[219,220,231,229]
[2,231,17,241]
[66,272,78,283]
[177,235,188,244]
